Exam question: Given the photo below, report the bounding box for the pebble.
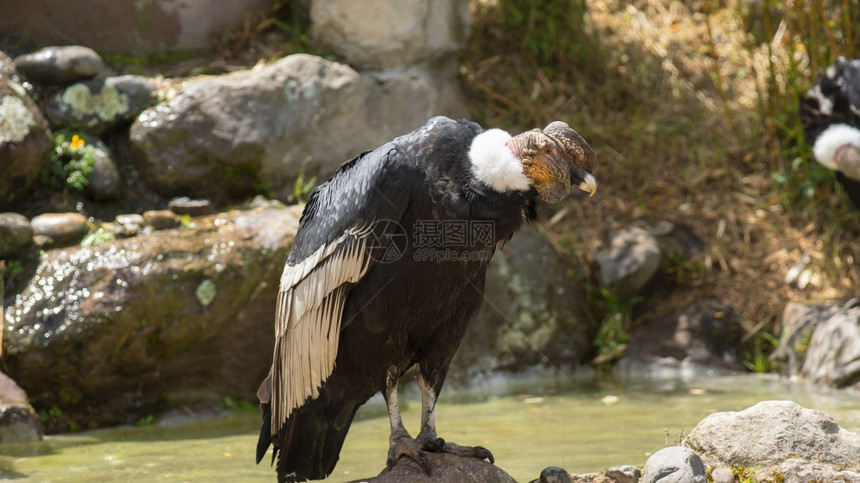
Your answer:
[640,446,706,483]
[83,137,122,201]
[711,467,735,483]
[0,212,33,258]
[30,212,89,247]
[605,465,641,483]
[168,197,212,217]
[143,210,180,230]
[115,214,146,237]
[13,45,106,86]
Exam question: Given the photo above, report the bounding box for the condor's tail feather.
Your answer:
[256,380,360,481]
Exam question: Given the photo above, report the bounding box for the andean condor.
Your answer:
[255,116,598,481]
[800,56,860,207]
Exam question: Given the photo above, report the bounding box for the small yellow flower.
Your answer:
[70,134,85,151]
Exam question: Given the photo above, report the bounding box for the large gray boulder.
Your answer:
[684,400,860,482]
[311,0,471,69]
[0,75,52,206]
[0,0,271,56]
[3,205,301,430]
[129,54,468,202]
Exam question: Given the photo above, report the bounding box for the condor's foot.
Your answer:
[387,434,494,476]
[386,433,442,474]
[429,437,494,464]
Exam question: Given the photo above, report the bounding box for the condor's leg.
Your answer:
[383,365,436,473]
[414,367,494,463]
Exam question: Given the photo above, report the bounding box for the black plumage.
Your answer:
[800,56,860,207]
[256,116,597,481]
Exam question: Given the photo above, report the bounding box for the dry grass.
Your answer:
[461,0,860,348]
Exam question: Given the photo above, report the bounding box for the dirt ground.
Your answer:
[458,0,860,356]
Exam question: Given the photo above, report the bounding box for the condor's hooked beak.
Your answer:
[508,121,598,203]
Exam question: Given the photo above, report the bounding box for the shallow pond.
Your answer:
[2,374,858,482]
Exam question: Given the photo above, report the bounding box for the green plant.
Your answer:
[39,406,81,432]
[81,228,116,247]
[293,160,317,204]
[135,414,155,426]
[744,331,779,373]
[593,289,640,358]
[44,132,96,193]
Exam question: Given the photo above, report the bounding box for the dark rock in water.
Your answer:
[529,466,572,483]
[29,212,89,247]
[616,299,743,376]
[3,206,301,430]
[143,210,179,230]
[167,197,212,217]
[451,225,590,382]
[352,452,515,483]
[772,300,860,389]
[0,212,33,258]
[640,446,706,483]
[13,46,106,86]
[684,400,860,482]
[45,75,157,134]
[0,371,43,444]
[0,74,53,205]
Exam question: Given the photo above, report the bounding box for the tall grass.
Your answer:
[714,0,860,206]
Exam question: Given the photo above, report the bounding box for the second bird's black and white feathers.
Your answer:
[255,116,573,481]
[801,56,860,207]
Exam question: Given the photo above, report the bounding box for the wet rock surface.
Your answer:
[0,371,43,444]
[4,206,301,429]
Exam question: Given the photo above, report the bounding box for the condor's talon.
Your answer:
[387,434,433,475]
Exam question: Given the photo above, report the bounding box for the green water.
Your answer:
[2,374,858,482]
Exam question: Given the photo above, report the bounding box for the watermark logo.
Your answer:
[366,219,496,264]
[367,219,408,263]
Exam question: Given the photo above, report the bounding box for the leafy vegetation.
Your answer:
[44,132,96,193]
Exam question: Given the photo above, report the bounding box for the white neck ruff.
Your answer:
[468,129,531,193]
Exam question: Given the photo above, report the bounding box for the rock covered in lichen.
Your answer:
[0,74,52,205]
[46,75,157,134]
